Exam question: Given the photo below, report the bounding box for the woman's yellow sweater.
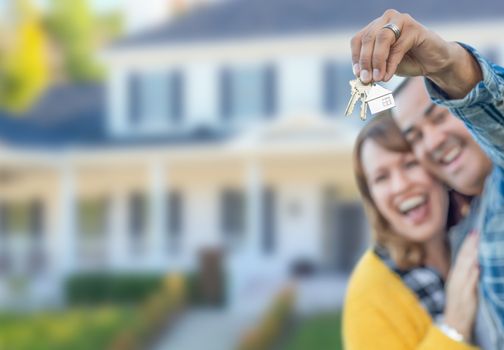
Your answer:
[343,250,478,350]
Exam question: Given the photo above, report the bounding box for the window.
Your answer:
[129,70,184,127]
[77,197,108,237]
[0,200,46,273]
[167,191,183,254]
[321,61,358,118]
[77,197,108,264]
[220,64,276,121]
[232,67,263,118]
[0,200,44,245]
[220,189,245,247]
[4,202,31,234]
[29,200,44,241]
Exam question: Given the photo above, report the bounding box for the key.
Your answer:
[365,84,395,115]
[345,76,396,120]
[344,80,360,116]
[356,80,372,120]
[345,79,371,117]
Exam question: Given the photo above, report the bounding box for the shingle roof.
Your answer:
[113,0,504,48]
[0,84,106,147]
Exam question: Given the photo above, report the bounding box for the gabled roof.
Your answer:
[113,0,504,48]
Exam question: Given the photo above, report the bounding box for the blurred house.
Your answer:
[0,0,503,313]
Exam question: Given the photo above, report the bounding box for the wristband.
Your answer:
[438,322,465,343]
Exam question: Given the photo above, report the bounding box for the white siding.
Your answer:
[276,183,322,264]
[185,63,219,128]
[278,56,323,116]
[107,67,129,137]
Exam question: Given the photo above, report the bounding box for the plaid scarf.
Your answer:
[374,245,445,322]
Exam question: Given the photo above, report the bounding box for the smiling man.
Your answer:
[394,77,492,197]
[350,9,504,350]
[394,78,494,349]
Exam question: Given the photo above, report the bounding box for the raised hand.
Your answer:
[350,9,482,98]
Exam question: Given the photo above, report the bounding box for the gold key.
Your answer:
[344,80,360,116]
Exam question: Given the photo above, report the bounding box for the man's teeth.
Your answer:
[398,195,426,214]
[442,147,461,164]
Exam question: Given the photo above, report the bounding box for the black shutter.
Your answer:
[323,61,338,115]
[129,73,141,124]
[221,189,245,238]
[262,187,276,255]
[219,67,232,120]
[171,70,184,124]
[264,64,276,118]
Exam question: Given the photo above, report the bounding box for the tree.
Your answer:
[0,0,48,113]
[46,0,102,82]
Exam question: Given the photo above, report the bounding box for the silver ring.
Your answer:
[382,23,401,41]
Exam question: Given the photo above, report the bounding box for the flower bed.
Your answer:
[0,274,188,350]
[237,286,296,350]
[0,307,134,350]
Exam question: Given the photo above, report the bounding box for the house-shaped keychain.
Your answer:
[365,84,396,115]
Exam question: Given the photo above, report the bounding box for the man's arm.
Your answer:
[350,9,504,167]
[350,9,482,98]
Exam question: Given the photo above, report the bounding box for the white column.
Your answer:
[109,190,129,270]
[148,161,167,269]
[56,165,77,276]
[245,161,262,255]
[228,161,265,313]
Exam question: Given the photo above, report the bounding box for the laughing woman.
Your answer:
[343,114,481,350]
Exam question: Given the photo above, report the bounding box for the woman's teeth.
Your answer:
[398,195,426,214]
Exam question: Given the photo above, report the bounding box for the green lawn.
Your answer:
[282,311,343,350]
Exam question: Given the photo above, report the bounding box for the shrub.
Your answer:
[108,273,188,350]
[65,273,163,305]
[237,286,296,350]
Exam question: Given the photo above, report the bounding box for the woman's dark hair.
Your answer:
[353,111,424,269]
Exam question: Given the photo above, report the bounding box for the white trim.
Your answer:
[109,190,129,269]
[55,165,76,276]
[148,160,167,268]
[245,161,262,255]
